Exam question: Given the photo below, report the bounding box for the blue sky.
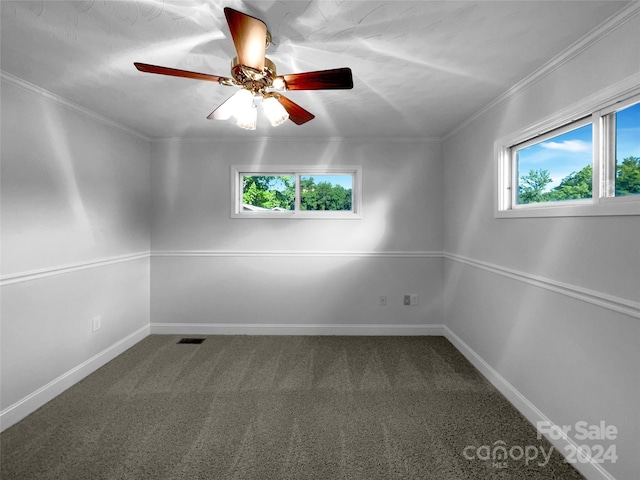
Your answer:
[517,123,593,190]
[517,102,640,190]
[616,102,640,160]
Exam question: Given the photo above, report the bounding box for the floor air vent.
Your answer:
[177,338,206,345]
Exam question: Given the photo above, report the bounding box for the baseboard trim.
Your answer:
[0,325,149,432]
[442,325,616,480]
[150,322,445,336]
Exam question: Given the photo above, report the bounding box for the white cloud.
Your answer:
[540,140,591,153]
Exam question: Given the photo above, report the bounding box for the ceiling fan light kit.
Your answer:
[262,95,289,127]
[134,7,353,130]
[233,89,258,130]
[236,104,258,131]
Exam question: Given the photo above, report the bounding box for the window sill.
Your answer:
[231,211,362,220]
[496,198,640,218]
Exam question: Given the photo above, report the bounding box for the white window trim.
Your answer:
[495,84,640,218]
[231,165,362,219]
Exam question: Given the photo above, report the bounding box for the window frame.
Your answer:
[231,164,362,219]
[496,89,640,218]
[510,115,594,210]
[599,94,640,205]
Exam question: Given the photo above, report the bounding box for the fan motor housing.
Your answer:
[231,57,277,94]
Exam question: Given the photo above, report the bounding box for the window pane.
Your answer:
[516,123,592,205]
[242,175,295,211]
[300,175,353,211]
[614,102,640,197]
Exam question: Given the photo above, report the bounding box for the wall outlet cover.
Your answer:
[92,316,102,332]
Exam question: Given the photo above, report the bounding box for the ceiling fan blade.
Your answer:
[134,62,231,84]
[276,68,353,91]
[207,90,243,120]
[277,95,315,125]
[224,7,266,72]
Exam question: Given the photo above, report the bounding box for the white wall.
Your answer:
[0,78,151,429]
[443,12,640,480]
[2,8,638,479]
[150,138,444,332]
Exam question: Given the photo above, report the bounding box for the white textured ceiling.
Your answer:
[1,1,631,139]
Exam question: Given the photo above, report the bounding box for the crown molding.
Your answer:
[443,1,640,141]
[1,70,150,142]
[151,250,442,258]
[1,70,438,144]
[151,135,443,144]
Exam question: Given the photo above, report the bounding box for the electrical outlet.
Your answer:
[379,295,387,306]
[403,294,419,306]
[92,315,102,332]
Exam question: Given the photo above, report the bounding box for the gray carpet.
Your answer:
[1,335,585,479]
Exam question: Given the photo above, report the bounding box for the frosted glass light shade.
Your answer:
[233,89,256,130]
[236,104,257,130]
[233,88,254,110]
[262,95,289,126]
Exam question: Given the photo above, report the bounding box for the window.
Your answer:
[496,90,640,217]
[231,165,362,218]
[514,118,593,206]
[602,100,640,198]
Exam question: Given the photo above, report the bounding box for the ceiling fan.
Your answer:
[134,7,353,130]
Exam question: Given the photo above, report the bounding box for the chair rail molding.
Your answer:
[0,251,150,286]
[443,252,639,320]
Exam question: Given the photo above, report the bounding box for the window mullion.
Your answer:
[601,112,617,199]
[509,148,517,210]
[294,173,301,213]
[592,112,602,203]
